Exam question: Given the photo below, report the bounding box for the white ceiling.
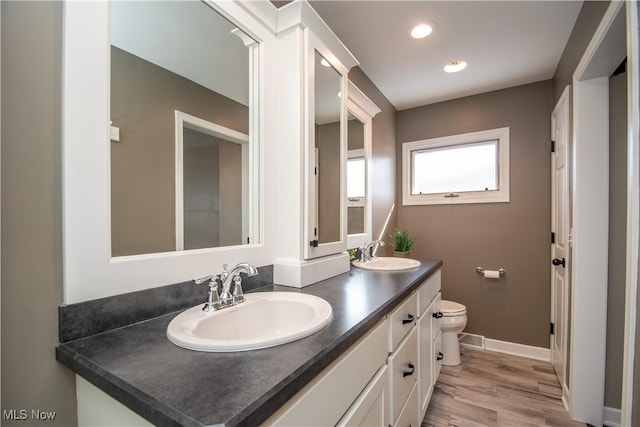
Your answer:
[310,1,583,110]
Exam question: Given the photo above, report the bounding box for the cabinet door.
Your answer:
[304,44,348,260]
[434,330,443,380]
[388,327,418,425]
[431,292,441,339]
[393,381,419,427]
[419,301,434,417]
[337,365,388,427]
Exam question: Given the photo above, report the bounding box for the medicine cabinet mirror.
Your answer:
[346,82,380,250]
[110,0,259,257]
[306,49,346,258]
[347,114,366,235]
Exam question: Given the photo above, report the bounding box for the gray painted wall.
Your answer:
[1,2,77,425]
[553,1,611,103]
[396,80,554,348]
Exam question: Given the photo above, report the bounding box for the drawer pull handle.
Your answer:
[433,312,443,319]
[402,314,415,325]
[437,352,444,361]
[402,362,415,377]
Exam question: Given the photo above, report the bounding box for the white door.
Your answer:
[550,86,571,389]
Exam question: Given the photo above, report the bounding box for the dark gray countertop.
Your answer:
[56,259,442,427]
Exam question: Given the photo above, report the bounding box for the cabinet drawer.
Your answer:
[388,327,418,425]
[388,292,418,352]
[337,365,388,427]
[418,269,441,316]
[393,381,419,427]
[265,319,388,426]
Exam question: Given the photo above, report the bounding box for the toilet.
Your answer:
[439,300,467,366]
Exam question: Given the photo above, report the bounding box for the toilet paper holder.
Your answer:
[476,266,506,276]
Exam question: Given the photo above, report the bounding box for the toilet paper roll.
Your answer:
[484,270,501,279]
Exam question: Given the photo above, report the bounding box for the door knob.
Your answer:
[552,257,566,268]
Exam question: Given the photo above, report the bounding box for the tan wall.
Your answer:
[1,1,77,425]
[110,47,248,256]
[396,81,553,347]
[348,68,398,255]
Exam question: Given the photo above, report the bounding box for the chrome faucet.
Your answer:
[359,240,385,263]
[193,262,258,311]
[219,262,258,304]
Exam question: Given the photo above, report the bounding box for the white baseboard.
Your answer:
[484,338,551,362]
[603,406,621,427]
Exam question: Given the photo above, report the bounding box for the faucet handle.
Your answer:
[194,274,216,285]
[202,277,221,312]
[232,275,245,303]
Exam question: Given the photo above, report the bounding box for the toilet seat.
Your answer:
[440,300,466,317]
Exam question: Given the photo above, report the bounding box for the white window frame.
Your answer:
[402,127,510,206]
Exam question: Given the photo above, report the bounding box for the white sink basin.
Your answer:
[351,256,421,271]
[167,292,332,352]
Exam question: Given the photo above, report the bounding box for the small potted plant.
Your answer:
[389,229,415,257]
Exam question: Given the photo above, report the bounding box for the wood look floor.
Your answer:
[422,347,585,427]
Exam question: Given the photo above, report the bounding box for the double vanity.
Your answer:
[57,260,443,426]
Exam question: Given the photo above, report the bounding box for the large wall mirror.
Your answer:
[346,82,380,250]
[110,1,259,256]
[63,0,276,303]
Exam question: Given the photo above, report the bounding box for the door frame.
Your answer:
[570,1,629,424]
[622,2,639,426]
[174,110,251,250]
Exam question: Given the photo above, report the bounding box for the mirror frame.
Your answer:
[62,0,278,303]
[346,81,380,250]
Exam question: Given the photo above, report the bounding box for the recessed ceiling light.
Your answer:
[320,58,331,67]
[410,23,434,39]
[444,60,467,73]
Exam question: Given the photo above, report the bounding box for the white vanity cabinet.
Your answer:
[264,268,442,427]
[417,269,442,419]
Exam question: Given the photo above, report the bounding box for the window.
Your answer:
[347,149,365,207]
[402,127,509,205]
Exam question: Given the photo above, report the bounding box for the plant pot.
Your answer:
[392,250,411,258]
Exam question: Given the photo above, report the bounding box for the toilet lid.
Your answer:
[440,300,466,316]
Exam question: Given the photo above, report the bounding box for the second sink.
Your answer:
[351,256,421,271]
